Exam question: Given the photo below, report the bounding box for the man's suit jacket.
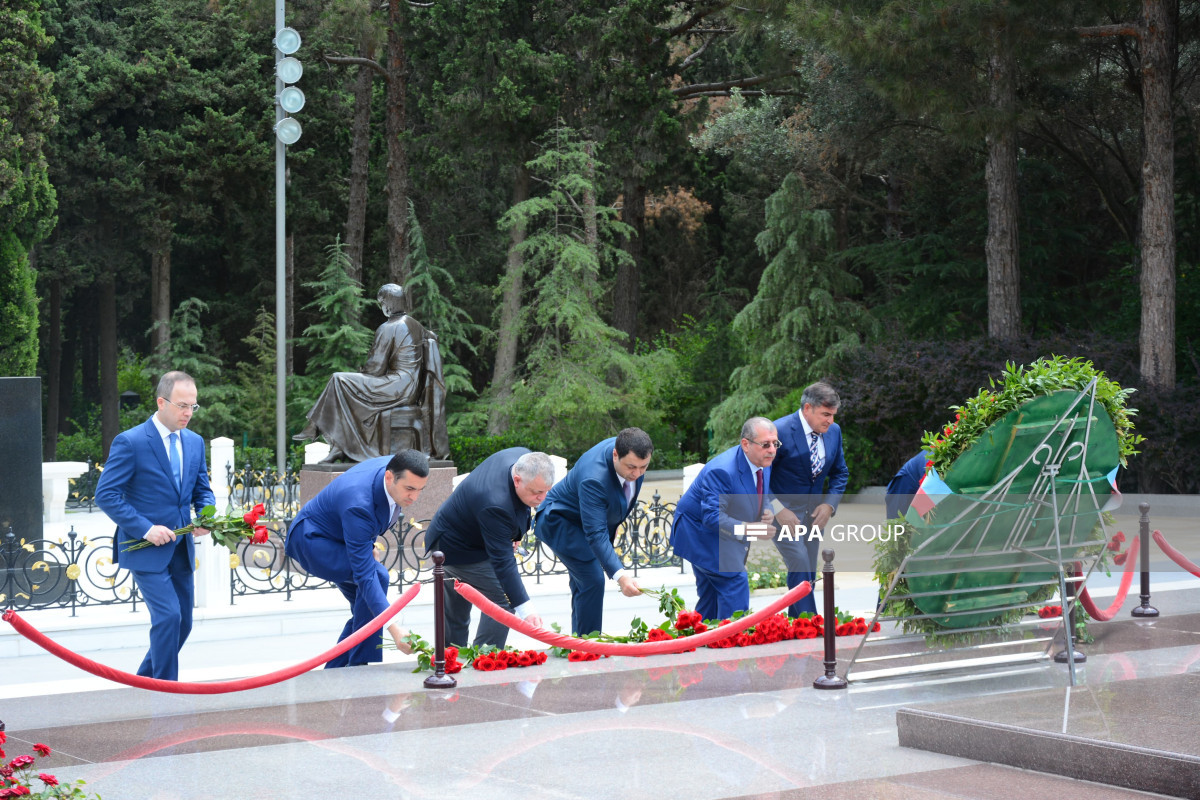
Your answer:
[671,445,771,573]
[425,447,532,607]
[285,456,396,619]
[885,451,929,520]
[770,412,849,518]
[534,437,640,577]
[96,417,214,573]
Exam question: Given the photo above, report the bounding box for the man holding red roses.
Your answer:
[95,370,215,681]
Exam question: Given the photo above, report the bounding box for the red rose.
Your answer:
[445,647,459,662]
[243,511,257,526]
[1114,531,1126,543]
[38,774,57,787]
[446,661,462,674]
[1114,552,1128,566]
[735,634,751,647]
[474,656,495,671]
[1107,539,1120,551]
[751,631,767,645]
[871,622,881,632]
[567,651,584,662]
[693,622,708,634]
[244,502,266,525]
[0,732,5,744]
[492,657,509,669]
[9,756,34,769]
[252,526,269,544]
[0,748,4,760]
[536,652,548,664]
[31,745,49,758]
[811,615,823,626]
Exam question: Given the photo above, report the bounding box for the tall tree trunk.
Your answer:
[58,329,74,441]
[488,163,530,435]
[582,142,599,305]
[80,298,99,409]
[385,0,410,290]
[985,31,1021,340]
[614,176,644,349]
[43,274,62,461]
[99,275,119,460]
[1139,0,1176,389]
[149,238,171,356]
[344,59,373,302]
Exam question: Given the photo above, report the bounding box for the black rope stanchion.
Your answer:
[812,549,846,690]
[1132,502,1159,618]
[423,551,457,689]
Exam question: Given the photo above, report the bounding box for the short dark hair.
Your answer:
[801,381,840,412]
[156,371,196,400]
[387,449,429,479]
[615,427,654,459]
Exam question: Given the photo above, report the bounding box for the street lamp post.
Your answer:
[273,5,302,474]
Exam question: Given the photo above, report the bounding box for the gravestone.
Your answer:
[0,377,43,541]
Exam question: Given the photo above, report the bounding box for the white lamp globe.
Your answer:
[274,117,303,145]
[274,27,301,55]
[276,57,303,84]
[278,86,306,114]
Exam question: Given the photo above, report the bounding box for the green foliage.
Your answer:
[0,231,38,375]
[405,200,487,397]
[0,0,57,245]
[449,432,550,472]
[490,128,662,455]
[707,173,877,448]
[293,238,374,417]
[921,355,1142,473]
[146,297,237,440]
[233,308,278,446]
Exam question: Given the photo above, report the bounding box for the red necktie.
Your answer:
[755,469,764,517]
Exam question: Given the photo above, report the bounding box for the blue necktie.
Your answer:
[809,432,824,476]
[168,432,182,488]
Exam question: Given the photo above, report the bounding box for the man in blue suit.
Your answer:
[285,449,429,667]
[96,371,215,681]
[671,417,779,621]
[426,448,552,648]
[771,382,850,616]
[534,428,652,635]
[885,451,930,520]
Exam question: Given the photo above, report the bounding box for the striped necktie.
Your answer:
[809,432,824,476]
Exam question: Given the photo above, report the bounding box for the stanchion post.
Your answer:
[813,549,847,690]
[424,551,457,689]
[1131,502,1159,618]
[1054,562,1086,664]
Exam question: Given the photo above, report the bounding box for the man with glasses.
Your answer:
[96,371,214,681]
[671,417,780,621]
[770,382,849,616]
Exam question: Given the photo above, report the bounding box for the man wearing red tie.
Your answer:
[771,382,849,615]
[670,417,779,621]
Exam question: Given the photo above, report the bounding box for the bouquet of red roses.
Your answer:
[122,502,269,553]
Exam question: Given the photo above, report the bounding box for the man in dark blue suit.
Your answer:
[885,451,930,520]
[96,371,215,681]
[771,381,850,616]
[534,428,653,636]
[426,448,552,648]
[285,449,429,667]
[671,417,779,621]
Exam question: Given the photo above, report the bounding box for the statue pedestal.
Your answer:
[299,461,457,523]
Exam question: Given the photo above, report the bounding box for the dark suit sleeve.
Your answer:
[94,432,153,537]
[578,476,625,578]
[478,506,530,607]
[341,505,392,618]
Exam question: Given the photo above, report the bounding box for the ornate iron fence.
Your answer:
[6,460,683,612]
[0,526,140,614]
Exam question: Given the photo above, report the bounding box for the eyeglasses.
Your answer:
[160,398,201,412]
[746,438,781,450]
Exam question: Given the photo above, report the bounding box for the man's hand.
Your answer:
[193,526,211,539]
[811,503,834,529]
[617,574,642,597]
[775,507,801,529]
[525,614,545,630]
[145,525,176,546]
[759,508,775,527]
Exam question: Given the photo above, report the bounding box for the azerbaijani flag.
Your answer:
[1101,465,1123,512]
[908,467,952,520]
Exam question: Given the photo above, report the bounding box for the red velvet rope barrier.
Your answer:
[0,582,421,694]
[1151,529,1200,579]
[454,579,812,655]
[1078,534,1139,621]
